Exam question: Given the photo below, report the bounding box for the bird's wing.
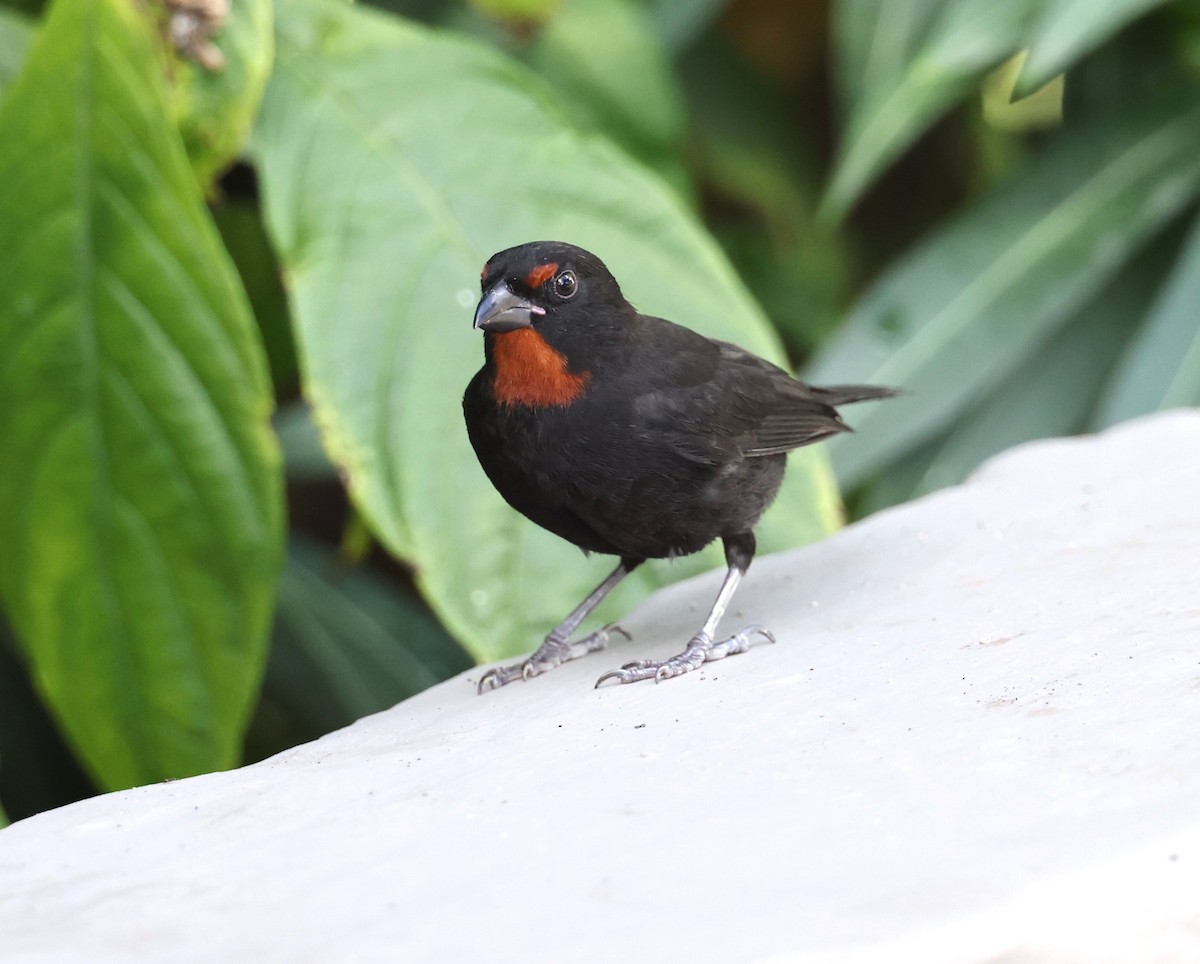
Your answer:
[711,340,851,457]
[630,324,850,464]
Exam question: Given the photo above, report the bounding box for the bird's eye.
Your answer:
[554,270,578,300]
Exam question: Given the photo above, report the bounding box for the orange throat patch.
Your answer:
[491,328,590,409]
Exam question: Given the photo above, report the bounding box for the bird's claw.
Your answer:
[711,624,775,658]
[477,656,550,694]
[476,663,525,694]
[594,666,653,687]
[594,625,775,687]
[477,624,629,694]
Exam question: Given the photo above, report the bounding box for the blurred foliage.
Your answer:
[0,0,1196,820]
[166,0,274,191]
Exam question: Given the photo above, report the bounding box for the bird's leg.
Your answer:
[595,534,774,687]
[477,557,643,693]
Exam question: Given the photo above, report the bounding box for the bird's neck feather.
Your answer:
[487,329,591,409]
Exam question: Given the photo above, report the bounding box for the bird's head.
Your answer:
[473,242,631,409]
[474,241,628,341]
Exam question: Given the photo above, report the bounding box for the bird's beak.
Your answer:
[473,282,545,332]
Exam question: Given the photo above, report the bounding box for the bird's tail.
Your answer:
[810,384,901,407]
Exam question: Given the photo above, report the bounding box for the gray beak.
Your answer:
[473,282,545,332]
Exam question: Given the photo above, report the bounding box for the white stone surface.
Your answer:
[2,411,1200,963]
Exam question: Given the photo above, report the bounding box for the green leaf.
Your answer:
[265,536,472,736]
[167,0,273,189]
[0,6,32,95]
[253,0,838,662]
[1018,0,1173,94]
[889,233,1165,504]
[824,0,1042,221]
[807,95,1200,489]
[981,51,1063,132]
[1095,210,1200,425]
[907,305,1129,496]
[0,0,283,790]
[524,0,687,188]
[831,0,944,118]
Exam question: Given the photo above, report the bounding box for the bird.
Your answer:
[463,241,896,692]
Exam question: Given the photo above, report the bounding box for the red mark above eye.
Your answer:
[480,263,488,281]
[525,262,559,289]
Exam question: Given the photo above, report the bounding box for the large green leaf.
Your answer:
[0,7,32,94]
[1095,210,1200,426]
[0,0,283,789]
[253,0,838,662]
[806,95,1200,489]
[824,0,1043,221]
[524,0,686,188]
[167,0,273,189]
[1018,0,1173,94]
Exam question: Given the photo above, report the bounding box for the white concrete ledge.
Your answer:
[2,411,1199,963]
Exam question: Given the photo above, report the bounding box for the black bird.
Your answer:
[463,241,895,691]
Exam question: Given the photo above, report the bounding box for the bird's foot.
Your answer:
[594,625,774,687]
[477,624,630,694]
